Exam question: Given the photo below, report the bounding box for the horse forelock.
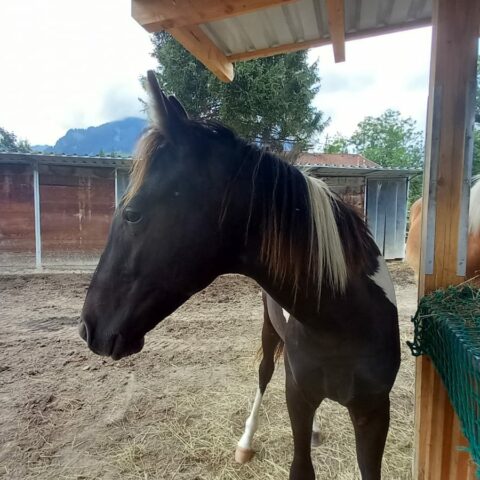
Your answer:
[123,129,165,206]
[469,174,480,235]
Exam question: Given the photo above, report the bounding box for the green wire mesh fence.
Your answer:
[408,285,480,475]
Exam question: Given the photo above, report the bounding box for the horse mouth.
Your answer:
[109,334,145,360]
[78,321,145,360]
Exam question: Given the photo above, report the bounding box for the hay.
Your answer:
[96,337,414,480]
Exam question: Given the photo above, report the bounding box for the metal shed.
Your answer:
[0,152,130,268]
[297,153,420,259]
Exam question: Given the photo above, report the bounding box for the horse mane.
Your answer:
[124,118,378,301]
[469,174,480,235]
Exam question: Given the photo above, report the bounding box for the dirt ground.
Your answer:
[0,263,418,480]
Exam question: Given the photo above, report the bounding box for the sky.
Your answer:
[0,0,432,146]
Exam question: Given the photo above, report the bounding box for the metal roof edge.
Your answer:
[0,151,132,169]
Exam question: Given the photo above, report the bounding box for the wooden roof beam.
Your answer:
[325,0,346,62]
[132,0,300,32]
[169,25,234,82]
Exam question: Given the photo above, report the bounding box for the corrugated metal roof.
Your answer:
[200,0,431,58]
[0,152,132,169]
[0,152,421,178]
[302,164,421,178]
[297,152,381,168]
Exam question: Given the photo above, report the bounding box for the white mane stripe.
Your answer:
[469,175,480,235]
[303,175,348,296]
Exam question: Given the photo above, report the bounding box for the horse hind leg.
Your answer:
[348,396,390,480]
[235,298,282,464]
[285,355,319,480]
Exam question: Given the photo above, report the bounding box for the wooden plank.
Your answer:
[132,0,300,31]
[325,0,345,62]
[0,165,35,254]
[228,18,431,62]
[169,25,234,82]
[40,175,115,253]
[415,0,480,478]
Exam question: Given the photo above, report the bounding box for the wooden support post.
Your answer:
[114,168,119,208]
[32,160,42,269]
[415,0,480,478]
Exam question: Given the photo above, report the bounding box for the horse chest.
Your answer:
[284,318,399,404]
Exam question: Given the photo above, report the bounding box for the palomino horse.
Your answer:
[405,176,480,279]
[79,72,400,480]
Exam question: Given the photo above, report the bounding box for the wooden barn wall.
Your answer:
[39,165,115,258]
[320,176,365,216]
[0,165,35,253]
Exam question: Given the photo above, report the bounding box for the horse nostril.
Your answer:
[78,321,88,342]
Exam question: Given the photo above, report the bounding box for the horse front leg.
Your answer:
[311,412,322,447]
[348,396,390,480]
[235,296,282,464]
[285,356,319,480]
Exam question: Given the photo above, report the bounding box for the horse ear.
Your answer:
[145,71,184,138]
[168,95,189,119]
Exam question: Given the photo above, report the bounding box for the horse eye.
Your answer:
[123,208,142,224]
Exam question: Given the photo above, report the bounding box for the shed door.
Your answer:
[366,179,408,260]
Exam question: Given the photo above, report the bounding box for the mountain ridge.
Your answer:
[33,117,147,156]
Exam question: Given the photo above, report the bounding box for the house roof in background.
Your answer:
[297,152,381,168]
[132,0,432,81]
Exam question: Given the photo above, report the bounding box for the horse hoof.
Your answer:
[311,431,322,447]
[235,447,255,464]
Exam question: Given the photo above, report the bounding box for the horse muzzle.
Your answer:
[78,320,145,360]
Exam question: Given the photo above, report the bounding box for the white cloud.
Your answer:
[0,0,155,144]
[310,27,432,146]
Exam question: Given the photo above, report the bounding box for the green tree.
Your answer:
[323,134,349,154]
[349,109,424,169]
[150,32,327,151]
[322,110,424,205]
[0,127,31,153]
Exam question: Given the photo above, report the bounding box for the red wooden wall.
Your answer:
[39,165,115,258]
[0,163,116,266]
[0,165,35,253]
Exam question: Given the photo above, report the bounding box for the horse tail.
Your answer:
[273,341,284,362]
[255,340,284,364]
[469,175,480,235]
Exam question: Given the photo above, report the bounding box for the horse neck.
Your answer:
[219,145,380,315]
[221,149,337,315]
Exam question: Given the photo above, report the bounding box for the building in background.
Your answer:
[0,152,419,269]
[297,153,420,259]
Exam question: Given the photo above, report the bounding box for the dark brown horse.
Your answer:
[79,71,400,479]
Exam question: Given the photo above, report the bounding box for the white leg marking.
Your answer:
[369,255,397,306]
[237,389,263,450]
[311,412,322,447]
[312,415,320,435]
[282,308,289,323]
